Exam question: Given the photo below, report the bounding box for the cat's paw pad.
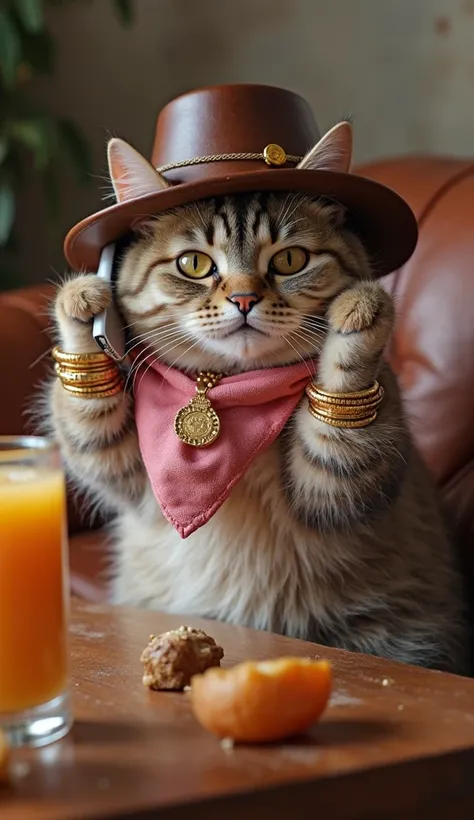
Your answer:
[328,283,393,335]
[57,275,112,323]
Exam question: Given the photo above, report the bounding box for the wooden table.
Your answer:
[2,600,474,819]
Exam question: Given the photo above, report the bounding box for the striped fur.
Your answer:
[47,191,467,673]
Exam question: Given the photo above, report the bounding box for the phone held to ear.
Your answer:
[92,243,129,366]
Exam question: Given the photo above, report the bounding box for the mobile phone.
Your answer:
[92,243,127,363]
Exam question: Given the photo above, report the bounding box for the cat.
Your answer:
[47,123,467,674]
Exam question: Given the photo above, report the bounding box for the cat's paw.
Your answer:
[317,282,394,393]
[328,281,393,337]
[56,275,112,324]
[54,274,113,353]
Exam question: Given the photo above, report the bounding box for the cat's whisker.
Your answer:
[135,331,201,395]
[280,216,307,236]
[275,192,299,230]
[122,308,201,331]
[300,312,329,326]
[124,343,155,393]
[129,330,197,394]
[128,322,185,343]
[125,333,185,363]
[279,202,305,235]
[124,331,181,361]
[29,346,54,370]
[281,333,314,378]
[132,353,160,396]
[299,317,328,331]
[161,335,205,381]
[128,323,190,344]
[124,314,204,356]
[126,333,185,386]
[299,325,328,342]
[298,320,327,338]
[126,324,198,355]
[288,328,322,352]
[190,202,208,233]
[298,326,327,344]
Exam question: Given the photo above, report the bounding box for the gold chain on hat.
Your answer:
[156,144,303,174]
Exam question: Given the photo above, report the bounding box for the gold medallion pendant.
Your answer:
[174,372,222,447]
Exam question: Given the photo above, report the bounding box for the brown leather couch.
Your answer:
[2,157,474,628]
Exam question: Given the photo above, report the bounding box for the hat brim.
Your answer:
[64,168,417,276]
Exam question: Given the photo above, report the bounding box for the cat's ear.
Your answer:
[297,121,353,174]
[321,201,347,228]
[107,137,170,203]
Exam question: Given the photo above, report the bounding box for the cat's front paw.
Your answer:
[56,275,112,324]
[328,281,393,337]
[54,274,112,353]
[318,282,395,393]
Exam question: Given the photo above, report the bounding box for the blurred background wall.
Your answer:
[3,0,474,286]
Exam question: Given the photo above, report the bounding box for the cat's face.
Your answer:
[116,192,370,373]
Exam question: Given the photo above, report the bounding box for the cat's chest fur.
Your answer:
[112,441,350,637]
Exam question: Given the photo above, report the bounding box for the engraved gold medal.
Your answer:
[174,372,222,447]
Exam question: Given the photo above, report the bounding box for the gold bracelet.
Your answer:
[305,380,384,428]
[54,363,121,385]
[307,395,383,415]
[305,389,383,409]
[310,402,380,420]
[305,380,383,403]
[52,346,111,366]
[59,372,123,393]
[308,405,378,428]
[61,382,124,400]
[52,347,124,398]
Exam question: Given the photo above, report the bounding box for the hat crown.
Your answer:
[63,83,418,276]
[151,84,320,183]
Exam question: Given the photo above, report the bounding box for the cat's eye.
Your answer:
[270,247,308,276]
[177,251,215,279]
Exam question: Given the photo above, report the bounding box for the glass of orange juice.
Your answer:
[0,436,72,747]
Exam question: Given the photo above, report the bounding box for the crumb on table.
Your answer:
[140,625,224,691]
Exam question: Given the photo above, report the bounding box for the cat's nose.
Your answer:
[227,292,261,316]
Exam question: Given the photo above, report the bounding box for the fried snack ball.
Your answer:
[141,626,224,690]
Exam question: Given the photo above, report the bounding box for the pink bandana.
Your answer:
[133,358,317,538]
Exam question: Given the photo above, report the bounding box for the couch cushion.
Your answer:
[69,530,111,602]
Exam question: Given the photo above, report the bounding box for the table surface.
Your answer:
[2,600,474,820]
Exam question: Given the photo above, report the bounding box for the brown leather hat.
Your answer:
[64,83,417,275]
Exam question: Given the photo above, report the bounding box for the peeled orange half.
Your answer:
[190,656,332,743]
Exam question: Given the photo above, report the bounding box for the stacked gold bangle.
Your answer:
[52,347,124,399]
[305,380,384,428]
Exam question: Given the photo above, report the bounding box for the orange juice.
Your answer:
[0,463,69,713]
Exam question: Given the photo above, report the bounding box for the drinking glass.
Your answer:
[0,436,72,747]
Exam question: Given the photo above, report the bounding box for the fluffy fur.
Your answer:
[46,128,467,674]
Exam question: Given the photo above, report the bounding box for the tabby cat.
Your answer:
[47,123,466,673]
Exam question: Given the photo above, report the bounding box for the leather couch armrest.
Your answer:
[1,283,95,535]
[1,284,53,434]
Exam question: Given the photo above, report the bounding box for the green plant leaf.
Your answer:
[8,118,52,169]
[16,0,44,33]
[0,263,18,291]
[0,183,15,246]
[22,29,55,75]
[42,161,60,218]
[0,137,8,165]
[0,10,21,87]
[56,118,91,184]
[113,0,134,25]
